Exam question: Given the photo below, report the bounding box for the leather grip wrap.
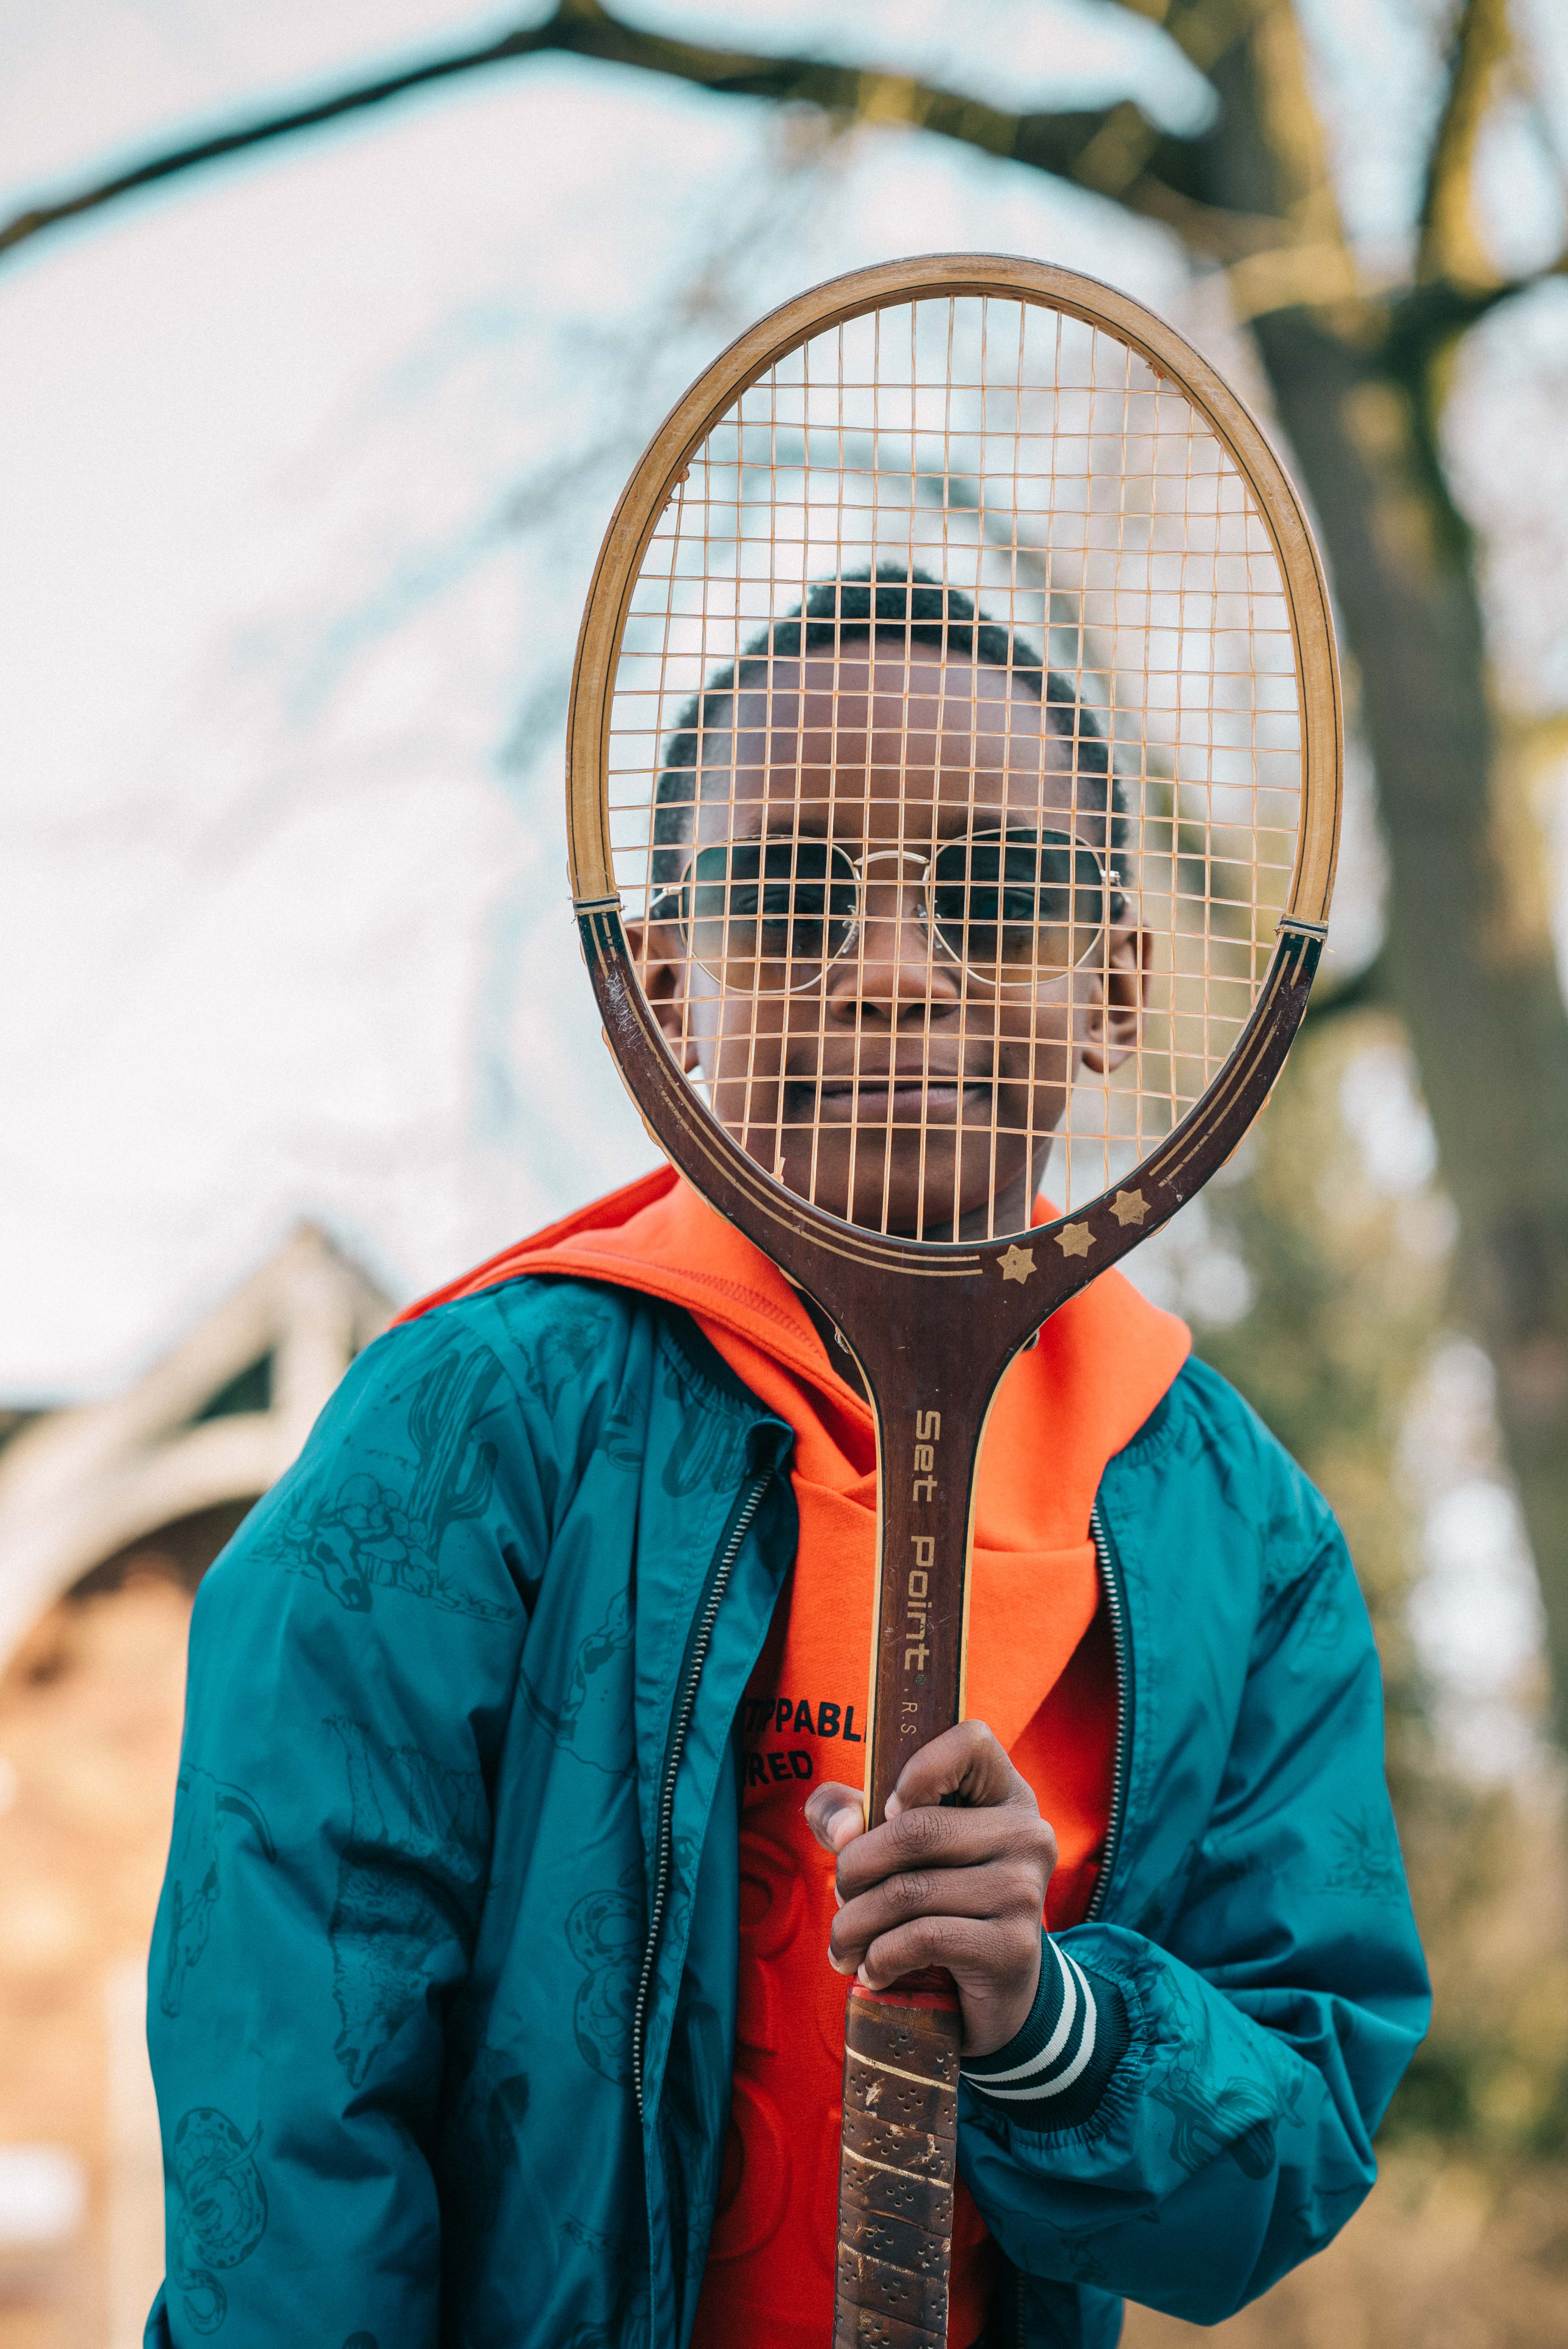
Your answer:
[833,1981,962,2348]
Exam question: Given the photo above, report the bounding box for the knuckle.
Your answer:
[832,1907,868,1958]
[921,1914,965,1962]
[998,1861,1040,1914]
[889,1870,934,1917]
[1028,1830,1057,1878]
[895,1804,948,1860]
[834,1850,867,1900]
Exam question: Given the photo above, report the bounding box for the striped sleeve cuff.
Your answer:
[961,1934,1130,2132]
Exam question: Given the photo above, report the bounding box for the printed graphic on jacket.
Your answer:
[519,1588,636,1777]
[440,2021,534,2245]
[653,1350,747,1498]
[159,1769,274,2019]
[326,1716,488,2087]
[1322,1806,1408,1905]
[168,2106,267,2335]
[518,1301,742,1494]
[1140,1960,1293,2179]
[516,1334,753,1777]
[263,1346,514,1620]
[565,1884,643,2085]
[520,1298,615,1414]
[558,2217,652,2349]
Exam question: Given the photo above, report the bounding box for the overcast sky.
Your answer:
[1,0,1563,1403]
[0,0,1201,1397]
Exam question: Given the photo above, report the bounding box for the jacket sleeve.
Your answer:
[957,1508,1431,2325]
[144,1302,547,2349]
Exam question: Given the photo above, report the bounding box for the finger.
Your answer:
[852,1913,1014,1993]
[835,1797,1056,1902]
[885,1719,1032,1818]
[804,1780,865,1856]
[829,1859,1041,1972]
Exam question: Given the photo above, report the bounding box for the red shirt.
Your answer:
[686,1353,1118,2349]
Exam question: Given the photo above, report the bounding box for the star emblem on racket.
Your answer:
[1055,1222,1096,1259]
[1110,1189,1149,1227]
[996,1244,1037,1284]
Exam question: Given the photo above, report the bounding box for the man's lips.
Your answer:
[812,1075,972,1090]
[804,1074,989,1119]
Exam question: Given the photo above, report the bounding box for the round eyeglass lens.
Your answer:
[684,836,859,991]
[929,829,1106,979]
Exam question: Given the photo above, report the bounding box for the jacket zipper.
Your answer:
[631,1469,773,2121]
[1083,1501,1129,1925]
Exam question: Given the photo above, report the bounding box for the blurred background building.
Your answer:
[0,1232,388,2343]
[2,2,1567,2342]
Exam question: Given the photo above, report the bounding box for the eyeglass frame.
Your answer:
[647,825,1126,997]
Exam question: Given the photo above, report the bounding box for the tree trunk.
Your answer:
[1199,13,1568,1724]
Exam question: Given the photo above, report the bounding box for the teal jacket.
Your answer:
[145,1273,1429,2349]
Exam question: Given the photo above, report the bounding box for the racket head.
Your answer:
[567,255,1339,1290]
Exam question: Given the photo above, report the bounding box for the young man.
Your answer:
[146,575,1428,2349]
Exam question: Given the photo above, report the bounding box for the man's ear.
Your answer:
[626,920,703,1073]
[1078,922,1149,1076]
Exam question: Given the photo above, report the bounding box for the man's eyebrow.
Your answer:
[725,812,837,837]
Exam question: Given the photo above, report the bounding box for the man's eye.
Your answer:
[941,885,1020,922]
[760,884,826,920]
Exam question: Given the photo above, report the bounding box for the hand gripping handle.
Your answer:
[833,1975,963,2347]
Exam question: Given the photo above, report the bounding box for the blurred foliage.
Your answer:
[1194,1009,1568,2166]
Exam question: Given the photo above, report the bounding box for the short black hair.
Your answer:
[650,563,1118,891]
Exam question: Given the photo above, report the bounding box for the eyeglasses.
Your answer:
[656,828,1119,996]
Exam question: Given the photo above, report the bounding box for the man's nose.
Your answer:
[825,872,960,1023]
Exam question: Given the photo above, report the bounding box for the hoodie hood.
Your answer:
[402,1164,1188,1756]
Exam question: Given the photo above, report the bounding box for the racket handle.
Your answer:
[833,1974,961,2348]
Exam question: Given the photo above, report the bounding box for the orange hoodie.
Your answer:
[405,1166,1188,2348]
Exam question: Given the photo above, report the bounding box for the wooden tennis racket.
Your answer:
[564,254,1339,2347]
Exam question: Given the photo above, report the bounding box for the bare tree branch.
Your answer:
[1417,0,1516,290]
[0,11,555,259]
[1383,0,1562,575]
[0,0,1212,266]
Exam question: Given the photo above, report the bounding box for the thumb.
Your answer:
[885,1719,1029,1817]
[804,1780,866,1855]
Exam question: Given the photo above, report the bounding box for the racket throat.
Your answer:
[857,1341,996,1831]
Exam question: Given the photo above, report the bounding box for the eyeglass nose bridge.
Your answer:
[830,844,944,975]
[856,846,932,876]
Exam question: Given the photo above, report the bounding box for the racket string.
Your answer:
[615,295,1303,1242]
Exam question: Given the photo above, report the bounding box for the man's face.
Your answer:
[638,648,1145,1241]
